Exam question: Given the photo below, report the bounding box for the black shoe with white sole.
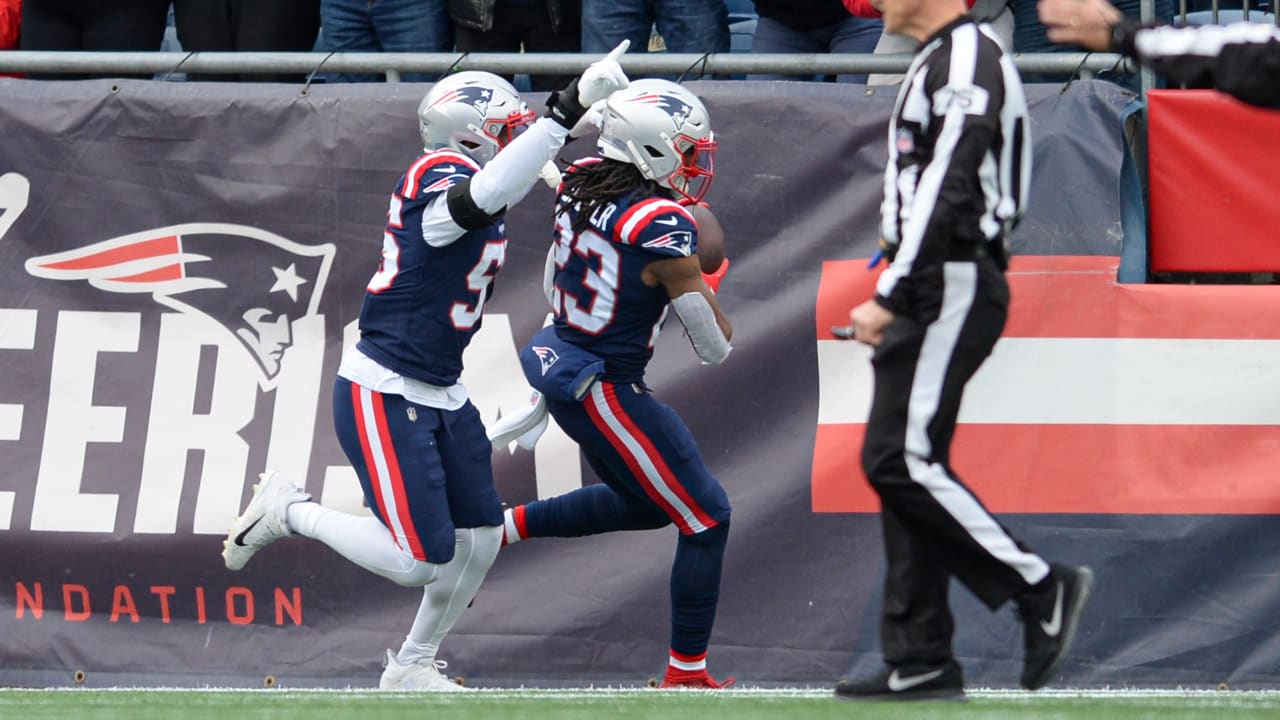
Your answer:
[834,659,965,702]
[1018,563,1094,690]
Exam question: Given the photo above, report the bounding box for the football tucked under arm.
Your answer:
[690,202,726,275]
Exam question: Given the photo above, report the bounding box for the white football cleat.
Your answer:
[379,649,470,692]
[222,471,311,571]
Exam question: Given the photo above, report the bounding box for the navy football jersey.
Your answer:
[357,149,507,386]
[550,181,699,383]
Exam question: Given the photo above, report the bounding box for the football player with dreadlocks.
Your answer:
[497,79,737,689]
[221,43,630,691]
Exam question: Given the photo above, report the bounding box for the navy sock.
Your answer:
[522,483,669,538]
[669,520,730,657]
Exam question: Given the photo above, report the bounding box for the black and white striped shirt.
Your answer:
[1115,21,1280,109]
[876,17,1030,312]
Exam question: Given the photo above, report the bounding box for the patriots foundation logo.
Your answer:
[25,223,335,386]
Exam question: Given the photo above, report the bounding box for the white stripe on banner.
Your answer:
[588,383,709,534]
[818,337,1280,425]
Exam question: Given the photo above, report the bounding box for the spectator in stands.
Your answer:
[321,0,454,82]
[172,0,321,83]
[19,0,169,80]
[748,0,884,84]
[449,0,581,91]
[582,0,729,71]
[1039,0,1280,107]
[846,0,1013,85]
[0,0,19,78]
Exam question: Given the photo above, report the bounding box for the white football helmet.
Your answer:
[597,79,717,205]
[418,71,536,165]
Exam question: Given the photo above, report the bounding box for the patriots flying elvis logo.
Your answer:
[532,345,560,376]
[642,230,693,256]
[24,223,335,386]
[427,85,494,114]
[627,92,693,131]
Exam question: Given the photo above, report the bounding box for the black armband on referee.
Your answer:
[446,178,506,231]
[1111,19,1142,59]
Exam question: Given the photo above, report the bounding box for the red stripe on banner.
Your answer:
[600,384,718,533]
[812,423,1280,514]
[816,255,1280,340]
[43,236,179,270]
[111,264,184,283]
[370,391,427,561]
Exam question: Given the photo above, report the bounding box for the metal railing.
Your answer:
[0,51,1135,81]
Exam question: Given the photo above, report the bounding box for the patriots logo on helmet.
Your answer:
[629,93,693,131]
[24,223,335,386]
[428,85,494,114]
[532,345,559,376]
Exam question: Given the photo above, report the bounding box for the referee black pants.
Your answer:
[861,258,1051,665]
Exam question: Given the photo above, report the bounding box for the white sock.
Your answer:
[502,506,526,545]
[396,526,502,665]
[287,502,435,586]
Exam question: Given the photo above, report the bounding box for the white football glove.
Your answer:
[539,160,563,190]
[569,99,608,139]
[487,390,550,452]
[576,39,630,107]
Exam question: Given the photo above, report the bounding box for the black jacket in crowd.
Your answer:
[1114,19,1280,108]
[449,0,580,34]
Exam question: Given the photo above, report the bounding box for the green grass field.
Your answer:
[4,689,1280,720]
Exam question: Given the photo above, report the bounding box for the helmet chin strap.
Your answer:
[623,138,655,183]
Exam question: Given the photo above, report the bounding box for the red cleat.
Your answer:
[659,668,736,689]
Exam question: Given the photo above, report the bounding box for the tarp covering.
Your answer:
[1147,88,1280,274]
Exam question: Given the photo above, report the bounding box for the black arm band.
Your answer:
[446,178,506,231]
[546,79,588,130]
[1111,19,1141,59]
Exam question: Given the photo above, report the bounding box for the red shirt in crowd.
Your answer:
[1,0,21,78]
[0,0,18,48]
[843,0,975,18]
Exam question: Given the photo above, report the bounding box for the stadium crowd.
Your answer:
[3,0,1249,84]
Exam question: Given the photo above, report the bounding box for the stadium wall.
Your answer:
[1,77,1277,689]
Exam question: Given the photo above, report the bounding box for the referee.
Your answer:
[1039,0,1280,108]
[837,0,1093,702]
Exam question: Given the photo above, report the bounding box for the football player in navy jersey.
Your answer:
[221,44,631,691]
[498,79,737,689]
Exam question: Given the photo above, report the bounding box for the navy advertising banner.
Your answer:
[2,77,1278,689]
